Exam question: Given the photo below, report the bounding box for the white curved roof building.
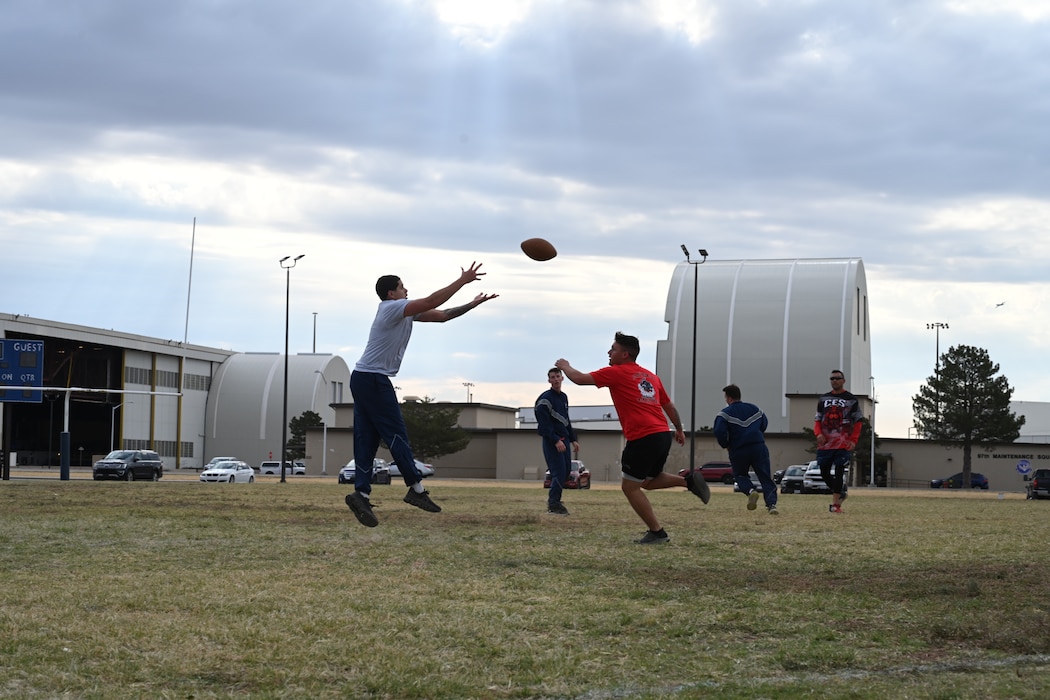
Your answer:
[205,352,350,463]
[657,258,871,434]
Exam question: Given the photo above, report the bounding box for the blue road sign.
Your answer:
[0,339,44,403]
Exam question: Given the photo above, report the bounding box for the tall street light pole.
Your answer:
[279,254,305,483]
[680,245,709,474]
[927,322,949,429]
[868,377,876,487]
[314,370,330,475]
[927,322,949,374]
[463,382,474,403]
[110,401,131,452]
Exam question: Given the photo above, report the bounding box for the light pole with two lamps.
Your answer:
[927,322,949,428]
[680,245,709,474]
[279,254,305,483]
[927,322,949,374]
[463,382,474,403]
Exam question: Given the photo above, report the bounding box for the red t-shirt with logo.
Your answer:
[590,362,671,441]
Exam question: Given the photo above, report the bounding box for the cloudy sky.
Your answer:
[3,0,1048,438]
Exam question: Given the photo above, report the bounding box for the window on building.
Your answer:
[125,367,152,386]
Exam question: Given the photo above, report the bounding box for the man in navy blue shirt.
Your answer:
[535,367,579,515]
[713,384,778,515]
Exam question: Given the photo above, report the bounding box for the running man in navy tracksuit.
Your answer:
[713,384,779,515]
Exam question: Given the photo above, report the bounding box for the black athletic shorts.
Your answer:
[620,431,673,482]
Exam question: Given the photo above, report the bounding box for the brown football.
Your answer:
[520,237,557,261]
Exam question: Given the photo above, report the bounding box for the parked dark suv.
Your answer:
[929,472,989,490]
[92,450,164,481]
[1025,469,1050,500]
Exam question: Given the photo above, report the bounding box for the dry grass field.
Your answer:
[2,476,1049,699]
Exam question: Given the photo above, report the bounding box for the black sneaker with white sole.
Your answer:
[345,492,379,528]
[403,488,442,512]
[547,502,569,515]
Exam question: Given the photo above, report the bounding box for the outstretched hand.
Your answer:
[460,261,486,284]
[473,292,499,305]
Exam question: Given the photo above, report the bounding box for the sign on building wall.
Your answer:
[0,339,44,403]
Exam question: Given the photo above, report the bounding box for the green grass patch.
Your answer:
[1,481,1049,698]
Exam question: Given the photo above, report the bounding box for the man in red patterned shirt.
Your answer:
[814,369,864,513]
[556,332,707,544]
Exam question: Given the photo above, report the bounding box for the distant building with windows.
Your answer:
[0,313,346,471]
[7,269,1049,490]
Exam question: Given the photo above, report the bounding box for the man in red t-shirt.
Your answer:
[556,332,707,544]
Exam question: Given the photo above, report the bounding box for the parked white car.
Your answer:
[339,458,434,482]
[200,460,255,483]
[339,459,391,485]
[732,470,763,492]
[803,461,849,494]
[258,461,306,476]
[201,456,238,472]
[389,459,436,479]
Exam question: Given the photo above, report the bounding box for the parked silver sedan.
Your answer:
[778,465,809,494]
[200,460,255,483]
[338,459,391,485]
[388,459,436,479]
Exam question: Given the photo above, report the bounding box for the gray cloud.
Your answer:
[2,0,1048,436]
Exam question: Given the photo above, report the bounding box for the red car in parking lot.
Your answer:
[677,461,735,484]
[544,460,590,489]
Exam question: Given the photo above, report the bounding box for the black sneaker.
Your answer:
[634,530,670,545]
[345,492,378,528]
[547,502,569,515]
[404,488,442,513]
[684,470,711,504]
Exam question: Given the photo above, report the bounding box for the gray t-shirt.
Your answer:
[354,299,418,376]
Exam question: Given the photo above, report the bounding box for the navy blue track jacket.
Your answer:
[535,389,577,445]
[713,401,768,454]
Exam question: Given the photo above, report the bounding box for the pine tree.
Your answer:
[912,345,1024,485]
[288,410,323,460]
[401,397,471,462]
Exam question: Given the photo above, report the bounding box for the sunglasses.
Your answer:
[829,376,844,381]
